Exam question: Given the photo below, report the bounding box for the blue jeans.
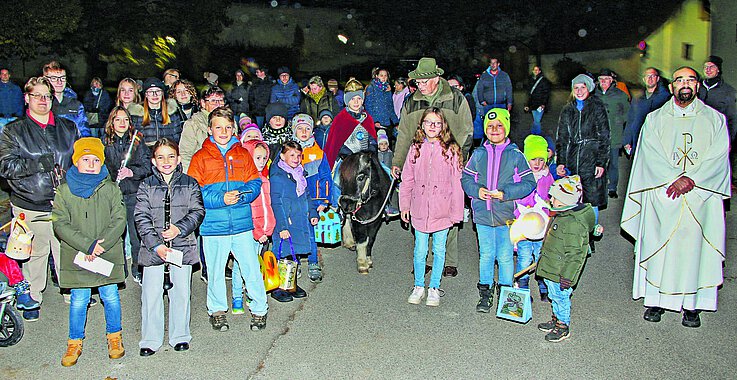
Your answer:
[531,109,544,135]
[476,224,514,287]
[203,230,267,316]
[516,240,546,293]
[232,239,262,300]
[544,278,573,325]
[413,229,449,289]
[69,284,121,339]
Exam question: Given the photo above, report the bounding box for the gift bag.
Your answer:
[259,245,280,292]
[276,238,298,291]
[3,217,34,261]
[495,263,536,323]
[315,209,342,244]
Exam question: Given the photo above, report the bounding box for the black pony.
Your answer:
[338,151,392,274]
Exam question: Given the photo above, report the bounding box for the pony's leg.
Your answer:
[356,239,369,274]
[342,220,356,251]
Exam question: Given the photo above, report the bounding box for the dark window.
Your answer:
[682,43,693,60]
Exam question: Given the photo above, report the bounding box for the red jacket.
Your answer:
[243,140,275,241]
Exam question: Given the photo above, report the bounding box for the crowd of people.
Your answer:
[0,53,732,364]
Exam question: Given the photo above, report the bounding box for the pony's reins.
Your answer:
[349,176,397,225]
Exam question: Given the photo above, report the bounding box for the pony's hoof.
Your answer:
[342,243,357,251]
[367,258,373,268]
[357,267,369,274]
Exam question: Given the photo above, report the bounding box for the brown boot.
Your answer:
[107,331,125,359]
[61,339,83,367]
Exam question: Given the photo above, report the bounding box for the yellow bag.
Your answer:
[4,217,34,261]
[260,249,280,292]
[276,238,298,291]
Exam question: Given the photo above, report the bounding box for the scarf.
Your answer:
[576,99,585,111]
[66,165,110,199]
[307,87,326,103]
[372,78,390,92]
[295,134,316,150]
[277,159,307,197]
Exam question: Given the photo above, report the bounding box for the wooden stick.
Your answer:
[513,263,537,279]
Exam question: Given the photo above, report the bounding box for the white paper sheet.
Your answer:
[73,252,113,277]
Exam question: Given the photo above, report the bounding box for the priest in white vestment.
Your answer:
[621,66,731,328]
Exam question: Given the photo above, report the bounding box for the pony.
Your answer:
[337,151,392,274]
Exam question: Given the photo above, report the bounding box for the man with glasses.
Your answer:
[0,77,80,321]
[179,86,227,173]
[623,67,671,155]
[622,66,730,329]
[0,68,24,129]
[42,61,90,137]
[393,57,473,278]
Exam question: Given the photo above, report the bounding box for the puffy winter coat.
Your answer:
[476,68,513,108]
[461,140,536,227]
[526,74,551,110]
[249,76,274,118]
[188,137,262,236]
[536,204,595,287]
[104,132,151,196]
[622,83,670,152]
[135,166,205,266]
[270,79,301,118]
[243,140,276,241]
[82,89,113,127]
[556,96,610,208]
[131,107,182,146]
[179,110,210,173]
[0,114,80,211]
[269,162,318,255]
[595,87,630,149]
[399,140,464,233]
[364,80,399,127]
[53,87,90,137]
[228,81,250,115]
[53,178,127,288]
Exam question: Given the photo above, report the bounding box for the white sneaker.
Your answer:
[426,288,440,307]
[407,286,425,304]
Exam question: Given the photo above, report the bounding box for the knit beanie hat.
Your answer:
[484,108,511,137]
[327,79,339,90]
[265,103,288,122]
[309,76,324,87]
[291,113,314,133]
[706,55,723,72]
[318,109,333,121]
[73,137,105,164]
[571,73,595,92]
[239,123,262,142]
[238,113,252,129]
[548,175,583,209]
[142,77,165,93]
[523,135,548,161]
[277,66,290,75]
[377,129,389,145]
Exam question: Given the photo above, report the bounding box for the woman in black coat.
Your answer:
[555,74,610,211]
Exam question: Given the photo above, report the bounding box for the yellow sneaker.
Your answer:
[107,331,125,359]
[61,339,83,367]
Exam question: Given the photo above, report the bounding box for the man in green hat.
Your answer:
[392,57,473,277]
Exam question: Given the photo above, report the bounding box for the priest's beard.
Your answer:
[676,88,695,104]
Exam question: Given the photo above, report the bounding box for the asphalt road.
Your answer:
[1,90,736,379]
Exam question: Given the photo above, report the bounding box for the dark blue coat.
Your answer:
[364,81,398,127]
[622,84,670,152]
[269,162,318,255]
[0,81,24,118]
[270,79,301,118]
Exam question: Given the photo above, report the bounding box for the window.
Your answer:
[682,43,693,60]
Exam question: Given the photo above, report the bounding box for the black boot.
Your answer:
[682,310,701,328]
[476,283,493,313]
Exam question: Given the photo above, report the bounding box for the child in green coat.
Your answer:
[536,175,602,342]
[52,137,127,366]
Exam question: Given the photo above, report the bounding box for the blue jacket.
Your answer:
[301,143,334,210]
[189,137,262,236]
[364,80,399,126]
[314,123,331,149]
[53,87,90,137]
[82,89,113,126]
[0,81,24,117]
[269,162,318,255]
[476,68,513,108]
[622,83,670,152]
[270,79,301,118]
[461,140,536,227]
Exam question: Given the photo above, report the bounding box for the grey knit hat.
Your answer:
[571,74,595,92]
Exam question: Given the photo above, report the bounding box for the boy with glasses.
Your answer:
[43,61,90,137]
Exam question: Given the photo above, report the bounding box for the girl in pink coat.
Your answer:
[399,107,464,307]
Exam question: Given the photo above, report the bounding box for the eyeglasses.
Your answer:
[415,79,431,86]
[422,120,443,128]
[205,98,225,104]
[146,90,163,96]
[704,64,718,70]
[673,78,698,85]
[643,74,659,79]
[28,93,52,101]
[46,75,66,83]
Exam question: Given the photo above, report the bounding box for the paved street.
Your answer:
[1,90,736,379]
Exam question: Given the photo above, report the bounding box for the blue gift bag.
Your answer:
[496,286,532,324]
